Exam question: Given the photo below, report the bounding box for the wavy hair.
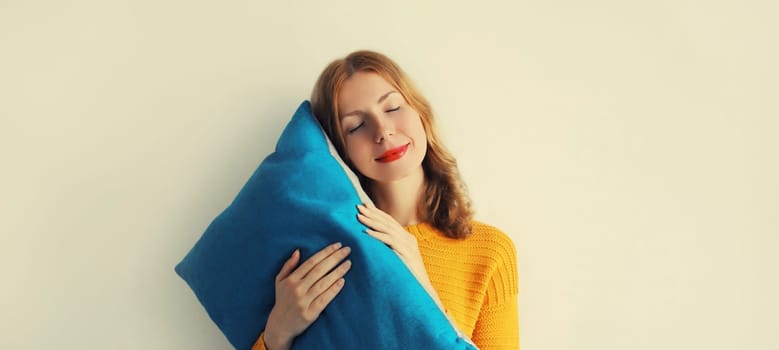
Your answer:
[310,50,473,239]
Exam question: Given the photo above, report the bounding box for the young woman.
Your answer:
[254,50,518,350]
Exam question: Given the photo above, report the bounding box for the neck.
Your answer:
[368,166,426,227]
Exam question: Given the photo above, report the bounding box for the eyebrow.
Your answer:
[340,91,397,119]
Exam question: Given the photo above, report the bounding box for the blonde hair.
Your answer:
[310,50,474,239]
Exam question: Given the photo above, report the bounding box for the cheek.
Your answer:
[408,115,427,143]
[344,138,370,164]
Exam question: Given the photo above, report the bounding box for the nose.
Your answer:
[376,122,395,143]
[374,117,394,143]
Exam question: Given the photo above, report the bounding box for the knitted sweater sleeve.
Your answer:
[251,332,267,350]
[470,233,519,349]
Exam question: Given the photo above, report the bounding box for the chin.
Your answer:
[368,157,425,184]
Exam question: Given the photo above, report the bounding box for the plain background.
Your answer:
[1,0,777,349]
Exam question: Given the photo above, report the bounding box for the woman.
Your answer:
[254,50,518,350]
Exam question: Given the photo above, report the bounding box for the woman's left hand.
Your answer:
[356,202,444,309]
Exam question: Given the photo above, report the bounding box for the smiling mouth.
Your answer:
[375,143,410,163]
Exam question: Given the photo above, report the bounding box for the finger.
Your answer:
[361,202,392,220]
[358,205,401,232]
[288,242,342,282]
[358,213,393,235]
[306,259,352,303]
[357,203,382,217]
[307,278,346,319]
[356,204,372,218]
[366,229,393,246]
[299,245,351,291]
[367,230,409,258]
[275,248,300,282]
[357,210,383,226]
[357,213,379,232]
[356,212,373,226]
[358,203,383,218]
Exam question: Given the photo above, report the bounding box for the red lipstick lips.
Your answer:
[376,144,410,163]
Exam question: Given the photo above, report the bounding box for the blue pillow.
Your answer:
[175,101,477,350]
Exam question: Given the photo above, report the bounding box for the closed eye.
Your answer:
[386,106,400,113]
[348,121,364,134]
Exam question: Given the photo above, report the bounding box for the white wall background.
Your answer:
[2,0,777,349]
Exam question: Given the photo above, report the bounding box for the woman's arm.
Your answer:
[471,295,519,349]
[471,231,520,349]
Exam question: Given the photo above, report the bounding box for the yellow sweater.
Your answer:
[254,221,519,349]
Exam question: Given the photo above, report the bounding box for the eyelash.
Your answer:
[346,107,400,134]
[348,122,364,134]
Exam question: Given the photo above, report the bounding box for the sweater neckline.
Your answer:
[404,221,434,241]
[404,221,462,243]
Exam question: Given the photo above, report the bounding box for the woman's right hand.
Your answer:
[262,242,352,350]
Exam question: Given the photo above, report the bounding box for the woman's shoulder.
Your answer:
[467,220,517,261]
[468,221,519,303]
[469,220,515,246]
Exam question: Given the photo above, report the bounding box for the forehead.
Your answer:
[337,71,397,111]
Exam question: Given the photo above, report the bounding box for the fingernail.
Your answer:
[334,242,342,249]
